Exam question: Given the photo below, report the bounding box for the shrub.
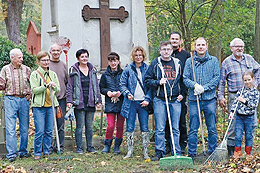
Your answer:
[0,36,37,70]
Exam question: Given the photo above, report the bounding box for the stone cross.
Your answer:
[82,0,129,69]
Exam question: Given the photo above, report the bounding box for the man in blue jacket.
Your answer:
[183,37,220,158]
[145,41,184,161]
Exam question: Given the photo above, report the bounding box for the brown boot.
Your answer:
[233,147,242,159]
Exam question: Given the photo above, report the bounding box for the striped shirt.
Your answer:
[0,63,31,96]
[217,54,260,100]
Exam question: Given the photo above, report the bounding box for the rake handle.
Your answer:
[190,52,206,153]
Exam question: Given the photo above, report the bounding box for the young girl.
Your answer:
[99,52,125,154]
[231,71,259,159]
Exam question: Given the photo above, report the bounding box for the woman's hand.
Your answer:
[128,94,134,101]
[47,81,56,88]
[140,100,149,107]
[107,91,113,97]
[67,103,73,108]
[114,91,121,97]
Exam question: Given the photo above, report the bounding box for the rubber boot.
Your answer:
[233,146,242,159]
[227,145,235,158]
[114,137,123,155]
[141,132,150,160]
[101,139,113,153]
[245,146,253,160]
[123,132,134,159]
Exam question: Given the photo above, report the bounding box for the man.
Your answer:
[0,48,31,162]
[145,41,184,161]
[164,32,190,154]
[49,43,68,153]
[217,38,260,157]
[183,37,220,158]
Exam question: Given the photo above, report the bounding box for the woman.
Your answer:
[99,52,125,154]
[30,51,60,160]
[67,49,102,154]
[119,46,152,159]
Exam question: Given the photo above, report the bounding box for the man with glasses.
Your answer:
[0,48,32,162]
[218,38,260,157]
[145,41,184,161]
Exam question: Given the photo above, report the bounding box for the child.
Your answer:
[230,71,259,159]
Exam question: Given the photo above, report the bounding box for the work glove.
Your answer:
[194,83,204,95]
[64,107,75,121]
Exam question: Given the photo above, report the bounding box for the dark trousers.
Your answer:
[52,98,66,151]
[165,98,187,150]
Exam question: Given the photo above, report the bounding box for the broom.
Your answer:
[158,61,193,170]
[49,87,73,160]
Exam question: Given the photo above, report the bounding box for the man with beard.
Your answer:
[164,32,190,155]
[218,38,260,157]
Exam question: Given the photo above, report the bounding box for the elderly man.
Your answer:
[49,43,68,153]
[218,38,260,157]
[183,37,220,158]
[0,48,31,162]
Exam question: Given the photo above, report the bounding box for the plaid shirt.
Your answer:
[0,63,31,96]
[217,54,260,100]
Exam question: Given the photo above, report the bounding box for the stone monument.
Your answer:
[41,0,148,70]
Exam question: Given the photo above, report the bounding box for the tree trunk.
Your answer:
[2,0,24,45]
[255,0,260,62]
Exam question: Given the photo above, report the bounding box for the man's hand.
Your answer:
[140,100,149,107]
[219,99,226,108]
[177,95,183,102]
[194,83,204,95]
[160,78,167,85]
[67,103,73,108]
[107,91,113,97]
[114,91,121,97]
[96,102,102,108]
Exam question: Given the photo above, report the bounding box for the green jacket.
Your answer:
[30,66,60,107]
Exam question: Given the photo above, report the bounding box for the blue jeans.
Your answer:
[74,109,95,149]
[188,98,217,157]
[153,97,181,156]
[33,107,55,156]
[235,115,254,147]
[126,101,149,132]
[4,96,30,159]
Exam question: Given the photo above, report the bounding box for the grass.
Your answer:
[1,107,260,172]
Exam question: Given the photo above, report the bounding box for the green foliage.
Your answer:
[0,36,37,70]
[145,0,257,61]
[93,115,107,136]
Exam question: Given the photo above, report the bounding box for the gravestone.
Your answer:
[41,0,148,70]
[26,21,41,55]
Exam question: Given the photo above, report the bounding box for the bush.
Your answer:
[0,36,37,70]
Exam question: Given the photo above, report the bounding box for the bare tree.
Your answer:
[2,0,24,45]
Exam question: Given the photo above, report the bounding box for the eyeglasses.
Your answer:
[232,46,244,48]
[40,59,50,62]
[161,48,172,52]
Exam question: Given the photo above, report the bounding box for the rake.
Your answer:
[158,59,193,170]
[204,86,245,166]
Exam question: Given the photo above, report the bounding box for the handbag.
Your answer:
[133,71,154,114]
[56,106,63,119]
[37,70,62,118]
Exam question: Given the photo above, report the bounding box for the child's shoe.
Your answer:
[245,146,253,160]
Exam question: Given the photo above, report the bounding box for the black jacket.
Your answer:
[99,66,123,113]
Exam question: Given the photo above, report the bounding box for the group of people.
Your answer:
[1,32,259,163]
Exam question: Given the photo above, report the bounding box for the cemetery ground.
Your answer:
[2,111,260,172]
